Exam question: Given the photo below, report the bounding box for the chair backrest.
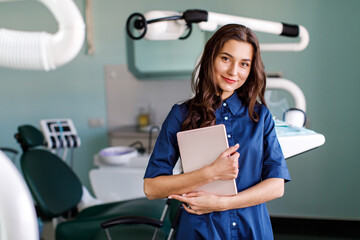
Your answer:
[16,125,45,152]
[17,125,83,219]
[21,149,83,219]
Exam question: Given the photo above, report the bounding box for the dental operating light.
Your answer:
[0,0,85,71]
[126,9,309,52]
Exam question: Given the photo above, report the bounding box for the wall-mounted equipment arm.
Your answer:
[0,0,85,71]
[126,9,309,52]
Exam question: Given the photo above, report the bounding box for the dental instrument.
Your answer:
[39,119,81,168]
[40,119,81,150]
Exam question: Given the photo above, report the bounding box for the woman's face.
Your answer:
[213,39,253,100]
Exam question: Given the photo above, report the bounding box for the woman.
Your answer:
[144,24,290,239]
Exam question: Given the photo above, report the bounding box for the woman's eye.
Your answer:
[241,62,250,67]
[222,56,230,62]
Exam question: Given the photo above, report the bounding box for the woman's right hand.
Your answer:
[207,144,240,181]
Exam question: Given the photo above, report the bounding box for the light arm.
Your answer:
[200,11,309,52]
[127,9,309,52]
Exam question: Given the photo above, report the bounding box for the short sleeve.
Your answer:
[144,104,186,178]
[261,107,291,182]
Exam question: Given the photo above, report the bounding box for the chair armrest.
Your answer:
[0,147,19,155]
[100,215,163,230]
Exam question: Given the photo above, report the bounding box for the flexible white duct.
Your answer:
[267,77,306,112]
[0,151,39,240]
[0,0,85,71]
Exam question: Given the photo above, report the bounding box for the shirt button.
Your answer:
[232,222,236,226]
[223,102,227,106]
[227,134,231,138]
[224,116,228,120]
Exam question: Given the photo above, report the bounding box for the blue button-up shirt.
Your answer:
[144,93,290,239]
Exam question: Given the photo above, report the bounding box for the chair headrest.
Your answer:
[16,125,45,151]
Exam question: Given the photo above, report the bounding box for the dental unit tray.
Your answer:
[40,119,81,149]
[275,120,325,159]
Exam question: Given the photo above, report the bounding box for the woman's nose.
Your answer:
[227,63,237,76]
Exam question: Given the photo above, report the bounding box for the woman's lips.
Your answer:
[222,76,237,84]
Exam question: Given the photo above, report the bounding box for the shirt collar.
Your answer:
[223,92,243,115]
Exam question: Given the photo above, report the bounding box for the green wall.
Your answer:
[0,0,359,220]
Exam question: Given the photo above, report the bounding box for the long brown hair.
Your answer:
[181,24,266,131]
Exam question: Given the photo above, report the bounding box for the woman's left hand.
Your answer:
[169,191,226,215]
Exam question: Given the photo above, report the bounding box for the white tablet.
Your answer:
[177,124,237,196]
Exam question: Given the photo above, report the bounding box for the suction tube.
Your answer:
[267,77,306,112]
[0,0,85,71]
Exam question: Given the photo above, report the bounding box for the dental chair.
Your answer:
[0,147,18,162]
[14,124,166,240]
[95,199,183,240]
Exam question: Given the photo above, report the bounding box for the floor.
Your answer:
[41,218,360,240]
[41,222,55,240]
[271,217,360,240]
[274,235,359,240]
